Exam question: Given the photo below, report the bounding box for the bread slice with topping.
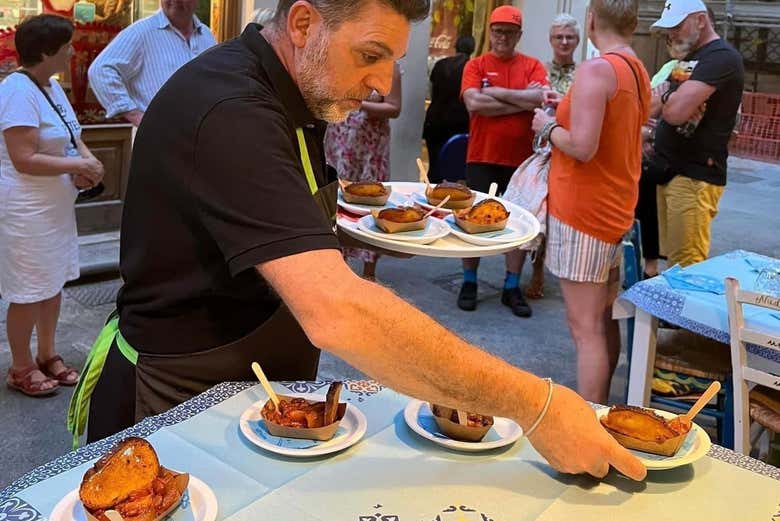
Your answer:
[79,437,160,511]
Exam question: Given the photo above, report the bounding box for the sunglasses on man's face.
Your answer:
[491,27,522,38]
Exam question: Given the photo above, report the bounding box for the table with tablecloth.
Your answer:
[1,379,779,521]
[619,249,780,408]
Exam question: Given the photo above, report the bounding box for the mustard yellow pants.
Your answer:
[657,175,725,268]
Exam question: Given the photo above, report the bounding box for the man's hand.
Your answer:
[528,384,647,480]
[122,109,144,127]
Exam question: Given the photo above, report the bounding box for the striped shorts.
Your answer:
[545,215,622,283]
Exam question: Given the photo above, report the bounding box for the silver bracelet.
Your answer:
[525,377,554,437]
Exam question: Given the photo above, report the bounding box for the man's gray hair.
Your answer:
[250,7,276,25]
[273,0,430,28]
[550,13,580,37]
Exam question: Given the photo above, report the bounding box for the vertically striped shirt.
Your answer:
[88,9,217,119]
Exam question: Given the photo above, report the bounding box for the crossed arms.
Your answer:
[463,83,546,117]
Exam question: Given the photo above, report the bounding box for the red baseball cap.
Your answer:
[490,5,523,28]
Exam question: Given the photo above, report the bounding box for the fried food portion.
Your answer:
[601,405,689,443]
[429,182,473,201]
[377,206,425,223]
[344,181,388,197]
[431,404,493,428]
[89,469,189,521]
[79,438,189,521]
[262,382,343,429]
[456,199,510,225]
[80,437,161,511]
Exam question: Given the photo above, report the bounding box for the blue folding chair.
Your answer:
[437,134,469,183]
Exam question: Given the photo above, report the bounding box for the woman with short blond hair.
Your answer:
[533,0,650,404]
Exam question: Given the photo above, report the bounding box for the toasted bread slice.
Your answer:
[323,381,343,426]
[80,438,160,511]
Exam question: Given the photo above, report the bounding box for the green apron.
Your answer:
[67,128,338,448]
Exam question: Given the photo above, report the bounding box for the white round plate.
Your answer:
[444,214,530,246]
[337,189,407,216]
[403,399,523,452]
[239,392,367,458]
[50,475,217,521]
[595,407,711,470]
[356,215,450,244]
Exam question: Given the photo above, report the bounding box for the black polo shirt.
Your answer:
[116,24,339,355]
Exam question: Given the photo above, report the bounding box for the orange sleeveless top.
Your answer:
[548,53,651,244]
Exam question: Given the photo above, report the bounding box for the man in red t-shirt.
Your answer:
[458,5,549,317]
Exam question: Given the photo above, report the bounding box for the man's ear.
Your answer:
[287,0,322,49]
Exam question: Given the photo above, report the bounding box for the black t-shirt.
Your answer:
[654,38,744,186]
[423,54,470,139]
[117,25,339,355]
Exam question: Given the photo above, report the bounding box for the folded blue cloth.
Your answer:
[744,255,778,272]
[662,265,726,295]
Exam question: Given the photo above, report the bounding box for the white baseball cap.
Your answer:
[651,0,707,29]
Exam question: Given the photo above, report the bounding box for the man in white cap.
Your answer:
[649,0,744,267]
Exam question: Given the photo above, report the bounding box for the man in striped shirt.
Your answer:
[88,0,216,126]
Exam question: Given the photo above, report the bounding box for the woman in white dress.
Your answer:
[0,14,104,396]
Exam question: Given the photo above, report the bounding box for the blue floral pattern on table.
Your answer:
[345,380,384,402]
[0,497,42,521]
[279,381,331,394]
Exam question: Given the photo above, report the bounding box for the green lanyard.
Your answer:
[296,127,318,195]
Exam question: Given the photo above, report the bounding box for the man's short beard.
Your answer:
[667,26,701,60]
[297,28,351,123]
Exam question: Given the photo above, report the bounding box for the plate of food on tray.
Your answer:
[337,180,406,216]
[355,206,450,244]
[444,198,530,246]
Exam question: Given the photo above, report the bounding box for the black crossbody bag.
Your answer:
[16,70,105,201]
[607,53,676,186]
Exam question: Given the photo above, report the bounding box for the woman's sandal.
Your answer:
[36,354,80,386]
[6,365,59,397]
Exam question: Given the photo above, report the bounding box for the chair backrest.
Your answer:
[725,276,780,453]
[437,134,469,183]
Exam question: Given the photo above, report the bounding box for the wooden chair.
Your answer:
[725,276,780,455]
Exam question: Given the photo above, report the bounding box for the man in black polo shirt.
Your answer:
[650,0,744,267]
[71,0,645,481]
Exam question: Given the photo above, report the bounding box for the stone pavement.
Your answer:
[1,157,778,488]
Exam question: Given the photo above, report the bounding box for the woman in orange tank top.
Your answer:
[531,0,651,404]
